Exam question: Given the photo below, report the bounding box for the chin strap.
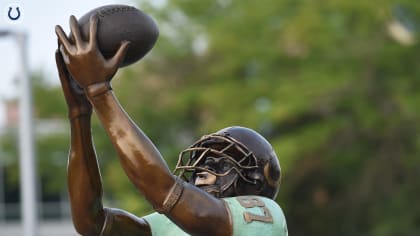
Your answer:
[199,185,221,197]
[199,173,239,198]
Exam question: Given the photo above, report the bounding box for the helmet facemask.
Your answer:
[174,134,260,198]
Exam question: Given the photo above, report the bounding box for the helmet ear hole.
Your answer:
[247,171,263,184]
[233,171,264,196]
[248,171,264,191]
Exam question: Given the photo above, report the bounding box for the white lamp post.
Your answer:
[0,29,37,236]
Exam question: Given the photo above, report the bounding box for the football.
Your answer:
[77,4,159,67]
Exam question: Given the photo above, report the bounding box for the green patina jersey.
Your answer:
[144,196,288,236]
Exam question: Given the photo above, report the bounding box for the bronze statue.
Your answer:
[55,15,288,236]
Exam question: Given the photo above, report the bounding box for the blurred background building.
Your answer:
[0,99,73,235]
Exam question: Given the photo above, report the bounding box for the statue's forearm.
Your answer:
[87,89,175,207]
[68,114,105,235]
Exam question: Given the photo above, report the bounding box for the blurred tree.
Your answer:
[116,0,419,235]
[2,0,418,234]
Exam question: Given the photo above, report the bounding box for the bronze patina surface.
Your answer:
[55,14,286,236]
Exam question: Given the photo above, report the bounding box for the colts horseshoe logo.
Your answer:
[8,7,21,21]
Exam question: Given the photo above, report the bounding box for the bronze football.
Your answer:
[77,5,159,67]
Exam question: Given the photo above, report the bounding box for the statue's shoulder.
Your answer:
[222,195,288,236]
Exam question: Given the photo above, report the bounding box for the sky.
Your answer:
[0,0,164,127]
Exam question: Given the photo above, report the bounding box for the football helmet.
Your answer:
[174,126,281,199]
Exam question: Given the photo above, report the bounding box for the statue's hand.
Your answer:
[55,15,130,88]
[55,49,92,119]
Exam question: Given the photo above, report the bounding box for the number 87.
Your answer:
[237,196,273,223]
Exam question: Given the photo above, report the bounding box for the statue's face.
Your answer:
[192,156,238,198]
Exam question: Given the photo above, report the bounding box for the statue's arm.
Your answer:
[56,15,232,236]
[67,106,151,236]
[56,49,103,235]
[56,46,151,236]
[87,89,232,236]
[67,109,104,235]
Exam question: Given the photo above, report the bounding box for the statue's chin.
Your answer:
[198,185,221,198]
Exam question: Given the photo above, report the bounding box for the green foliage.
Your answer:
[32,72,67,118]
[131,0,420,235]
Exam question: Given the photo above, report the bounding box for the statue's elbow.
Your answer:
[71,216,103,236]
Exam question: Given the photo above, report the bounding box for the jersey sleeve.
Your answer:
[143,212,190,236]
[222,196,288,236]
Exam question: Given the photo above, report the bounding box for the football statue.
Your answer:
[55,5,288,236]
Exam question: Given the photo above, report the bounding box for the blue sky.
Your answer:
[0,0,164,126]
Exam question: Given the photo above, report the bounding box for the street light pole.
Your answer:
[0,30,37,236]
[17,31,37,236]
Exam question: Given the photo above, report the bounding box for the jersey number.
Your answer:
[237,196,273,223]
